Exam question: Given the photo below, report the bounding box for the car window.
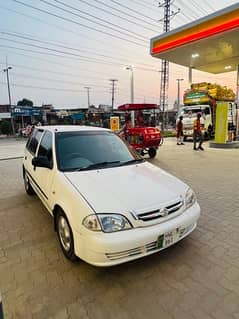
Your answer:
[56,131,141,171]
[26,129,43,155]
[37,130,53,165]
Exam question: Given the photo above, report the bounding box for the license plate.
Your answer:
[157,230,178,249]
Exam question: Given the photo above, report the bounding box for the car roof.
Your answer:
[36,125,111,133]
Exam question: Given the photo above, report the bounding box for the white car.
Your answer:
[23,125,200,266]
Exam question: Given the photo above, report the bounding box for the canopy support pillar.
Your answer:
[188,67,193,89]
[236,65,239,137]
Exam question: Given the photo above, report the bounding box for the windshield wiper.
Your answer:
[119,158,145,166]
[75,161,121,171]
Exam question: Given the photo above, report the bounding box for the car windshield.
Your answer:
[55,131,143,171]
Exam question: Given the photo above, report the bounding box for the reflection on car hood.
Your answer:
[64,161,188,213]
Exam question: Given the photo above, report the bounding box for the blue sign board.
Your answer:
[12,107,42,117]
[70,112,85,120]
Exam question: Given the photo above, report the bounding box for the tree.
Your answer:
[0,120,11,135]
[17,98,33,107]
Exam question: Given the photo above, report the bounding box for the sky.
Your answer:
[0,0,238,109]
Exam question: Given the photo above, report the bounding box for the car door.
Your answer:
[33,130,55,211]
[24,128,44,186]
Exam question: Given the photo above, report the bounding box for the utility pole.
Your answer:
[125,65,135,126]
[109,79,118,112]
[176,78,184,115]
[158,1,180,132]
[3,66,15,135]
[84,86,91,109]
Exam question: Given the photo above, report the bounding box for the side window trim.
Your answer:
[37,130,54,168]
[26,129,44,156]
[35,130,44,157]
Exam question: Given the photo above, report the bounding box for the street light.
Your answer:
[176,78,184,115]
[3,66,15,135]
[125,65,135,126]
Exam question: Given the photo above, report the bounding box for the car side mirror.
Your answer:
[32,156,52,169]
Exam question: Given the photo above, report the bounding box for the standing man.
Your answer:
[193,112,204,150]
[176,115,184,145]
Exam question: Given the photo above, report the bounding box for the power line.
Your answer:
[200,0,215,12]
[0,43,127,70]
[11,0,148,47]
[0,45,160,77]
[188,0,210,16]
[0,41,132,67]
[74,0,159,33]
[0,61,112,82]
[0,4,145,56]
[0,31,144,62]
[40,0,147,41]
[129,0,159,11]
[0,81,104,93]
[0,51,119,78]
[0,44,128,69]
[176,0,201,20]
[170,3,192,23]
[0,59,199,87]
[1,31,160,69]
[10,72,111,89]
[110,0,159,23]
[91,0,159,28]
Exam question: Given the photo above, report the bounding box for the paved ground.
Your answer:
[0,138,26,160]
[0,138,239,319]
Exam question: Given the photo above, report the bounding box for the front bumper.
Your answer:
[74,202,200,266]
[183,129,193,136]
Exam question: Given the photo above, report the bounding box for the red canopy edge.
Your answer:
[117,103,158,111]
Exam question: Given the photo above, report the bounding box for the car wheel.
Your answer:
[183,136,187,142]
[148,147,157,158]
[24,171,35,195]
[56,210,78,262]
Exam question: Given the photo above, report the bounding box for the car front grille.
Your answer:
[184,124,193,129]
[137,200,183,222]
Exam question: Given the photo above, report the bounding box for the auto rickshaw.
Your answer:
[117,104,163,158]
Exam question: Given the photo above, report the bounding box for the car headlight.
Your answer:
[185,188,196,210]
[98,214,132,233]
[83,215,101,231]
[83,214,132,232]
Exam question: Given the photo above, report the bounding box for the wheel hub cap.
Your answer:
[58,216,71,251]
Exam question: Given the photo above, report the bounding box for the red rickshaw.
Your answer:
[117,103,163,158]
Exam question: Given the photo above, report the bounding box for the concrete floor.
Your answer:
[0,138,239,319]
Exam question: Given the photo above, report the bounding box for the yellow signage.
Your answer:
[215,102,228,143]
[110,116,120,131]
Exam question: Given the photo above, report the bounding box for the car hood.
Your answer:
[64,162,188,213]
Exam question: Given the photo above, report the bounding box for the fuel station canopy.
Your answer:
[150,3,239,74]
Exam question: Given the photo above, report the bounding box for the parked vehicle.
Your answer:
[20,124,33,137]
[179,82,236,141]
[117,103,163,158]
[23,125,200,266]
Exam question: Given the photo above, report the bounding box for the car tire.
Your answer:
[24,171,35,195]
[183,136,187,142]
[148,147,157,158]
[56,210,78,262]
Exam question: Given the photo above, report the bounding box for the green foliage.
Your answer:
[0,120,12,135]
[17,98,33,107]
[163,130,176,137]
